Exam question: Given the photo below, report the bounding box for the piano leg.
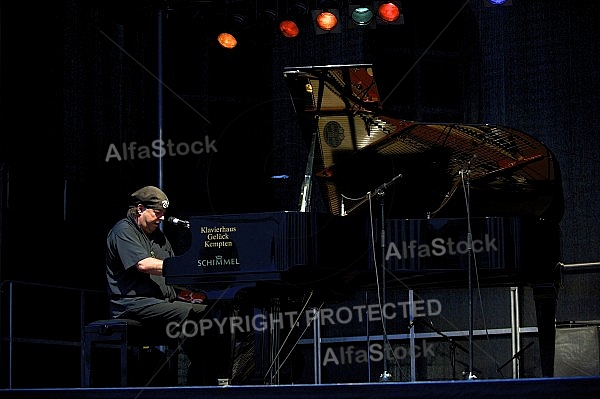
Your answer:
[526,217,561,378]
[229,294,307,385]
[184,301,236,386]
[532,283,557,378]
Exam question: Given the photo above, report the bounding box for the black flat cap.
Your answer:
[130,186,170,210]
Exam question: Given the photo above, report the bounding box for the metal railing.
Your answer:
[0,280,106,389]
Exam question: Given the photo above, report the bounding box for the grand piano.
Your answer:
[164,64,564,382]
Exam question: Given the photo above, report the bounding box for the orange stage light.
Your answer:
[315,11,338,31]
[217,32,237,49]
[279,20,300,38]
[377,2,401,23]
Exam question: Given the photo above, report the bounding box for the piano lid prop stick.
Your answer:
[299,129,318,212]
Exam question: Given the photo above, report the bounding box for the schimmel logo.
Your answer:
[197,255,240,267]
[385,234,498,260]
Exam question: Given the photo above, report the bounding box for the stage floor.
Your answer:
[1,377,599,399]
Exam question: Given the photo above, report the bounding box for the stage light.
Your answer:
[313,0,341,34]
[217,32,238,49]
[256,7,278,36]
[279,20,300,38]
[279,1,309,38]
[349,4,376,29]
[216,13,248,49]
[375,1,404,25]
[315,11,338,31]
[484,0,513,6]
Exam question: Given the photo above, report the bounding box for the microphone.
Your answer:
[167,216,190,228]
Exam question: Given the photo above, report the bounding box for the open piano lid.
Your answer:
[283,64,564,222]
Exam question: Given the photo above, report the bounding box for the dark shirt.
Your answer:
[106,216,176,317]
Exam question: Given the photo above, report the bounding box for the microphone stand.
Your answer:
[374,174,402,382]
[496,341,534,378]
[377,186,392,382]
[413,318,469,380]
[461,163,477,380]
[339,173,402,382]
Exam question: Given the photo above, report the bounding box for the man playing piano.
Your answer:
[105,185,222,386]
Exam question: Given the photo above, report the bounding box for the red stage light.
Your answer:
[378,2,401,23]
[279,20,300,38]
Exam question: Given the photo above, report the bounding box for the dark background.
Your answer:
[1,0,599,387]
[2,0,598,290]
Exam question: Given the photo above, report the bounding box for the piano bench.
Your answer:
[82,319,179,387]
